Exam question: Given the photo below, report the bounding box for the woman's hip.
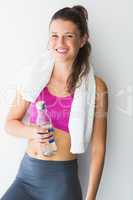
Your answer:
[16,153,79,185]
[15,153,83,199]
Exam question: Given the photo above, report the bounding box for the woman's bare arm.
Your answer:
[4,89,35,140]
[4,89,55,151]
[86,76,108,200]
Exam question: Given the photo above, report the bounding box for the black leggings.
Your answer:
[1,153,83,200]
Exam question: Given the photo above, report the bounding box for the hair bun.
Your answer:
[72,5,88,20]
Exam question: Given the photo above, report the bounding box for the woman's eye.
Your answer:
[52,35,58,38]
[66,35,73,38]
[51,35,73,39]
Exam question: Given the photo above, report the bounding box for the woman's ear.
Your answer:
[80,34,89,48]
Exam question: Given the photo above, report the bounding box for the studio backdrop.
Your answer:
[0,0,132,200]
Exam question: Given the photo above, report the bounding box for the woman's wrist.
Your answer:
[24,124,36,140]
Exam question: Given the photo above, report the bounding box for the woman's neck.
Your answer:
[52,61,73,82]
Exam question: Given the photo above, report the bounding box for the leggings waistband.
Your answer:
[24,152,78,166]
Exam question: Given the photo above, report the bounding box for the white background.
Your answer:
[0,0,132,199]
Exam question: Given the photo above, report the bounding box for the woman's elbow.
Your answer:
[4,119,18,135]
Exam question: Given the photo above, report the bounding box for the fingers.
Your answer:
[36,134,54,143]
[30,124,55,144]
[35,126,54,143]
[37,126,49,134]
[38,135,54,143]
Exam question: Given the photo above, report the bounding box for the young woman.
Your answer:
[1,5,108,200]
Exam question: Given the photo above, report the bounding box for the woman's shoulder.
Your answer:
[94,75,108,114]
[95,75,108,93]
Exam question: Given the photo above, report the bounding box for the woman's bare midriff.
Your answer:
[26,127,77,161]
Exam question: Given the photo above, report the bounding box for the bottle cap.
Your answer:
[36,100,46,110]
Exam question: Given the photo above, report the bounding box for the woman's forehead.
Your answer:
[49,19,79,33]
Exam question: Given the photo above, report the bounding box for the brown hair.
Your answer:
[49,5,91,94]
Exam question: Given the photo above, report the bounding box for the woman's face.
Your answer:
[49,19,86,63]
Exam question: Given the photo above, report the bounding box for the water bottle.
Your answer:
[35,100,57,156]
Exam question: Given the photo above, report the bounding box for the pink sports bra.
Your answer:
[28,86,74,133]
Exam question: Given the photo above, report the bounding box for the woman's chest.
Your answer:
[46,78,71,97]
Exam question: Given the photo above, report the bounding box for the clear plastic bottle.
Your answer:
[35,100,57,156]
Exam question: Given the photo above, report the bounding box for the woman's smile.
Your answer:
[56,48,69,55]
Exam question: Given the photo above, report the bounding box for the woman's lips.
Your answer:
[56,48,68,54]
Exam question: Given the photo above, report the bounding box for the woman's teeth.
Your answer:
[56,48,68,53]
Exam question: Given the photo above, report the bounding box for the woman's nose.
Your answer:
[57,37,65,45]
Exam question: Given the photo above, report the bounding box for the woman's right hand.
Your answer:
[29,123,54,144]
[27,124,55,155]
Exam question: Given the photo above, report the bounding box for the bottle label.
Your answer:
[49,139,55,143]
[48,127,55,132]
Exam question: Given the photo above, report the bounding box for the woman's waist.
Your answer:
[26,138,77,160]
[26,129,77,161]
[26,149,77,161]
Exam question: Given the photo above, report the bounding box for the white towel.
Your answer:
[18,51,96,154]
